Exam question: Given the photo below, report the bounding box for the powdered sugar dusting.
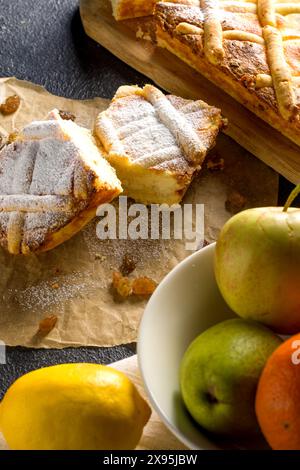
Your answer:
[82,200,182,278]
[7,271,100,312]
[83,222,166,272]
[0,111,101,253]
[96,84,222,172]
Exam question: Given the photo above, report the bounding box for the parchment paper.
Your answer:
[0,77,278,348]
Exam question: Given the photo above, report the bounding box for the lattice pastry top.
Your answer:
[155,0,300,145]
[0,110,122,254]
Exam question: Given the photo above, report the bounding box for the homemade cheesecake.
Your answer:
[95,84,224,205]
[154,1,300,147]
[0,110,122,254]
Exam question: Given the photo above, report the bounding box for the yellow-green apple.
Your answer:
[215,205,300,334]
[180,319,282,436]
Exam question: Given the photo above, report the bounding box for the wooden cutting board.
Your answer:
[80,0,300,184]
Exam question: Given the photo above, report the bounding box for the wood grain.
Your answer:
[80,0,300,183]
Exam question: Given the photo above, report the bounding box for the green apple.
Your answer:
[180,319,282,436]
[215,204,300,334]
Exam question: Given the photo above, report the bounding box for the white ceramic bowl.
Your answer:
[138,243,262,450]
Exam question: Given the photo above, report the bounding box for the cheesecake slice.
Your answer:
[0,110,122,254]
[94,84,224,205]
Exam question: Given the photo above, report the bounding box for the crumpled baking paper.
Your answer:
[0,77,278,348]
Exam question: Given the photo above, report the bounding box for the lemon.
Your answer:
[0,363,151,450]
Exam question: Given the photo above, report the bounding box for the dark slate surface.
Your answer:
[1,344,136,400]
[0,0,294,399]
[0,0,146,399]
[0,0,150,99]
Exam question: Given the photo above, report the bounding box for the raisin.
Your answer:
[132,277,157,296]
[120,254,136,276]
[1,95,21,115]
[37,315,58,335]
[112,271,132,298]
[58,110,76,121]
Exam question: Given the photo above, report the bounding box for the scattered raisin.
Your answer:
[37,315,58,336]
[112,272,157,299]
[120,254,136,276]
[112,271,132,298]
[132,277,157,297]
[59,110,76,121]
[225,190,247,214]
[0,95,21,115]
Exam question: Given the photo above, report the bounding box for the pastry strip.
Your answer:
[201,0,225,64]
[263,25,296,119]
[223,30,264,44]
[258,0,276,27]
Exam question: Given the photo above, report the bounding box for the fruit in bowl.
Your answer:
[180,319,282,436]
[139,188,300,449]
[256,332,300,450]
[215,185,300,334]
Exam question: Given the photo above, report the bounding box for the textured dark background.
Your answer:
[0,0,294,398]
[0,0,143,399]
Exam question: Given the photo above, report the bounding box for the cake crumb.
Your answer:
[95,253,106,262]
[206,154,225,171]
[225,190,247,214]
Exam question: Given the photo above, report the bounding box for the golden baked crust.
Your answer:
[155,1,300,146]
[111,0,157,20]
[110,0,198,20]
[0,110,122,255]
[94,84,224,204]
